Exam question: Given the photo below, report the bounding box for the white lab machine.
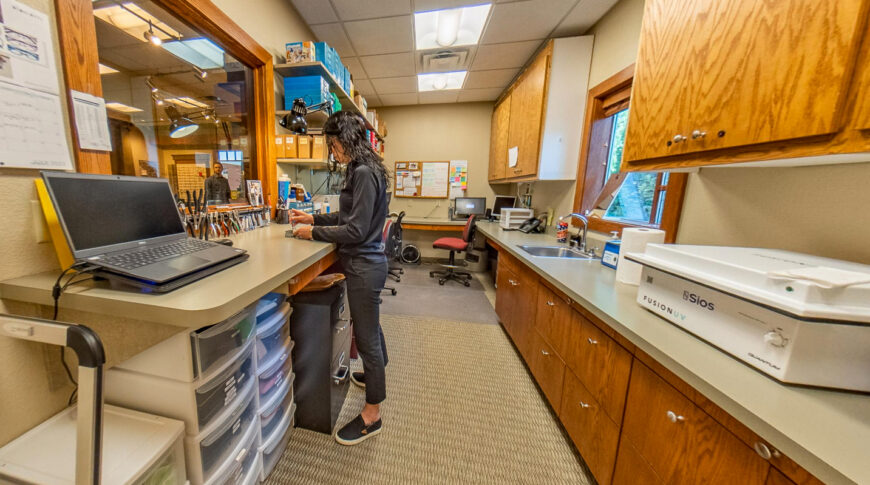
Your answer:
[499,208,534,230]
[628,244,870,392]
[0,404,186,485]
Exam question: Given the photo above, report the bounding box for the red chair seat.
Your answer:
[433,237,468,251]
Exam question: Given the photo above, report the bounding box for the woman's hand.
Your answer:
[290,209,314,225]
[293,225,313,240]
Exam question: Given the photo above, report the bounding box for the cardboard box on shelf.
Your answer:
[275,134,285,158]
[297,135,311,159]
[284,134,297,158]
[354,94,367,112]
[311,135,325,160]
[285,41,315,63]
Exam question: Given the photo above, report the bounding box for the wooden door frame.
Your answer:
[54,0,277,207]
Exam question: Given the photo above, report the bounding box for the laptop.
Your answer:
[42,172,248,292]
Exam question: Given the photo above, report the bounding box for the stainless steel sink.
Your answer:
[517,245,597,259]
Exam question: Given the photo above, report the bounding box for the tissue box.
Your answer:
[285,41,315,63]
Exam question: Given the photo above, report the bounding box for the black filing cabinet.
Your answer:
[289,281,351,434]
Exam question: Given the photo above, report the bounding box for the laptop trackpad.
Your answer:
[166,255,210,271]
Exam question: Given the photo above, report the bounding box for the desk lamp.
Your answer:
[280,98,334,134]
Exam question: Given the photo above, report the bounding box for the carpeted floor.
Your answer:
[266,311,591,484]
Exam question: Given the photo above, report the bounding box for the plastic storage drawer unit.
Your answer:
[255,293,286,324]
[106,341,255,435]
[202,415,260,485]
[116,304,257,382]
[185,380,258,485]
[256,302,291,364]
[259,403,297,482]
[260,372,294,441]
[0,404,186,485]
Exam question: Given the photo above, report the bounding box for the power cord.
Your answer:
[51,262,99,405]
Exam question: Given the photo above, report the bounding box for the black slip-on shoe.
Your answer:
[351,371,366,388]
[334,415,382,446]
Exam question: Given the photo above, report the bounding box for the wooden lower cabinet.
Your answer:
[576,316,633,424]
[495,264,517,337]
[612,437,665,485]
[621,362,769,484]
[560,369,621,485]
[767,468,797,485]
[528,329,565,414]
[535,284,582,364]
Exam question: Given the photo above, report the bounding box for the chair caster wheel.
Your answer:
[399,269,405,274]
[391,289,397,295]
[464,281,470,287]
[439,280,445,285]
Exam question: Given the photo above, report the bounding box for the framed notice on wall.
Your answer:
[394,161,449,198]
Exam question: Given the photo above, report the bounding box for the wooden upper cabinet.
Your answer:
[488,95,511,182]
[624,0,870,166]
[852,40,870,131]
[507,49,550,178]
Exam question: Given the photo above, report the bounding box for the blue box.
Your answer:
[284,75,330,108]
[601,240,620,269]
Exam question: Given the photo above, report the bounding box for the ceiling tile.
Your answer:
[310,23,356,57]
[470,40,543,70]
[365,94,383,107]
[481,0,577,44]
[551,0,617,37]
[372,76,417,94]
[343,57,367,79]
[464,68,518,89]
[331,0,411,21]
[344,16,413,56]
[413,0,493,12]
[379,93,418,106]
[353,79,375,96]
[360,52,416,78]
[418,91,459,104]
[290,0,339,25]
[457,88,504,102]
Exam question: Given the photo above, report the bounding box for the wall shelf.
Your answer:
[274,61,383,140]
[277,158,327,168]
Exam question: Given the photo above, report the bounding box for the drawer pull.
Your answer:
[546,301,555,307]
[587,337,598,345]
[691,129,707,139]
[579,401,590,409]
[540,349,550,356]
[335,320,350,333]
[333,364,350,385]
[666,410,685,423]
[753,442,780,460]
[508,279,519,286]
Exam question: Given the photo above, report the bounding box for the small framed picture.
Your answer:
[408,162,418,170]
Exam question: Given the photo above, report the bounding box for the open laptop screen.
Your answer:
[43,173,185,257]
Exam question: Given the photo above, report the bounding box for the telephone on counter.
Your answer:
[518,217,545,234]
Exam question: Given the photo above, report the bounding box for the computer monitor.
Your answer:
[491,195,517,217]
[42,172,186,259]
[454,197,486,217]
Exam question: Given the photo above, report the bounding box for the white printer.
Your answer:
[627,244,870,393]
[499,208,534,230]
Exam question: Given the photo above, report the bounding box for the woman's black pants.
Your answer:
[342,255,388,405]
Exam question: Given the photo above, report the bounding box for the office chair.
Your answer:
[381,219,398,296]
[388,211,406,281]
[430,215,476,287]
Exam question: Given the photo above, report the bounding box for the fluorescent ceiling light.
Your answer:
[99,63,119,75]
[161,38,225,70]
[418,71,467,91]
[106,102,143,113]
[414,4,491,50]
[93,3,180,43]
[166,97,210,109]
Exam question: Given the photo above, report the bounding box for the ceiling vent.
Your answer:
[421,49,469,72]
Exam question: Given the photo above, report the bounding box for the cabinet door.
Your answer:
[612,438,665,485]
[495,264,516,336]
[622,362,769,485]
[767,468,797,485]
[560,370,621,485]
[507,50,549,178]
[512,270,539,360]
[488,96,511,181]
[576,318,633,424]
[624,0,868,163]
[853,42,870,131]
[529,330,565,413]
[535,285,582,364]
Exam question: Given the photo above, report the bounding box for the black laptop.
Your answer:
[42,172,248,292]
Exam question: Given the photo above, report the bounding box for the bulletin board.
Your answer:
[394,161,450,198]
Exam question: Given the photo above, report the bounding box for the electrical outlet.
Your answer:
[31,200,50,243]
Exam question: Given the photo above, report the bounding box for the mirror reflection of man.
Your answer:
[205,162,231,203]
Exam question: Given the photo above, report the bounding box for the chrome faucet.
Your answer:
[563,213,591,254]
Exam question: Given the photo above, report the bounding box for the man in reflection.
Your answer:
[205,161,231,203]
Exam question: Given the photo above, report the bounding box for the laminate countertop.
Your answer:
[0,225,335,328]
[475,221,869,485]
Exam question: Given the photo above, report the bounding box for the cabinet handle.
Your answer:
[541,349,550,356]
[753,442,772,460]
[672,134,687,143]
[579,401,590,409]
[666,410,685,423]
[691,129,706,139]
[546,300,555,306]
[587,337,598,345]
[509,279,519,286]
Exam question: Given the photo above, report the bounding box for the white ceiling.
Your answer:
[289,0,619,107]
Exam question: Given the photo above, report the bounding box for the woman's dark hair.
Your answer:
[323,111,389,187]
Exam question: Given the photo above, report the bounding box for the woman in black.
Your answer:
[290,111,389,445]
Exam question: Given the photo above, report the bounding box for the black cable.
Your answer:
[51,263,99,405]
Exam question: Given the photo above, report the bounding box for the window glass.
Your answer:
[93,0,254,204]
[604,172,669,225]
[604,108,629,179]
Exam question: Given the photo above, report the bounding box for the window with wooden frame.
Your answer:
[572,65,687,243]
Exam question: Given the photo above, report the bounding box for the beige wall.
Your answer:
[211,0,314,60]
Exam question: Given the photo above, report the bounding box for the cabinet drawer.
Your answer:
[529,330,566,414]
[575,317,633,424]
[535,285,582,364]
[622,362,769,485]
[559,370,620,485]
[612,437,664,485]
[193,304,257,378]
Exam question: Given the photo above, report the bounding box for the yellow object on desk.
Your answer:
[34,178,74,268]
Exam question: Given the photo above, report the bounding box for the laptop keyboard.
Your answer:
[101,239,215,270]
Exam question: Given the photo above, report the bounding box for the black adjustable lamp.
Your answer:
[165,105,199,138]
[279,98,334,134]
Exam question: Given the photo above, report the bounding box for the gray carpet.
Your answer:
[265,314,591,484]
[379,263,499,325]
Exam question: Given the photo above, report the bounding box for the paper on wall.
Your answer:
[421,161,448,197]
[449,160,468,199]
[508,146,518,168]
[71,90,111,151]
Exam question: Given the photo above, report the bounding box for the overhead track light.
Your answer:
[144,20,161,46]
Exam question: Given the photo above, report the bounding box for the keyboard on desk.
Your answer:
[99,239,216,270]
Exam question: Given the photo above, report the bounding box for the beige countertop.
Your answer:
[0,225,335,328]
[475,221,869,485]
[401,216,466,226]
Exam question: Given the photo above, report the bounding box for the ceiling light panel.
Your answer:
[106,102,143,113]
[417,71,466,91]
[414,4,491,50]
[93,3,180,43]
[161,38,225,69]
